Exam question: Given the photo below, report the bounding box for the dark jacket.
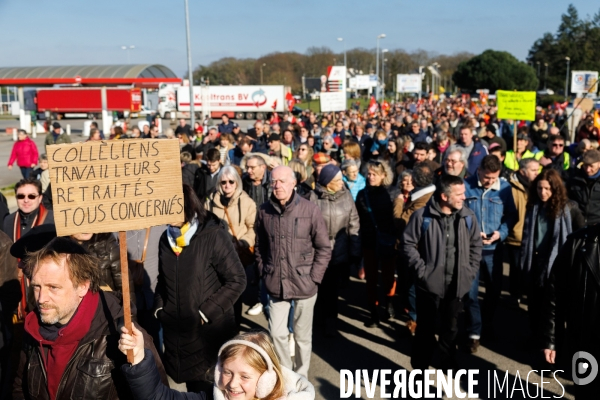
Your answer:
[3,208,55,242]
[355,185,403,248]
[567,170,600,226]
[193,165,219,202]
[308,185,360,265]
[402,202,483,299]
[255,192,331,300]
[520,200,584,284]
[13,291,167,400]
[1,230,21,393]
[182,163,199,189]
[154,213,246,383]
[0,193,8,235]
[122,350,206,400]
[542,224,600,359]
[80,233,135,305]
[242,170,272,207]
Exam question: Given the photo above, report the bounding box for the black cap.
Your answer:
[10,225,88,260]
[52,122,61,129]
[517,133,529,141]
[232,123,239,128]
[268,133,281,142]
[10,225,57,259]
[486,124,497,135]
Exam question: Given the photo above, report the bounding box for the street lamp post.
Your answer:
[260,63,266,85]
[337,38,346,68]
[565,57,570,100]
[121,45,135,64]
[418,66,424,100]
[544,63,548,90]
[381,49,389,99]
[184,0,195,129]
[376,34,386,101]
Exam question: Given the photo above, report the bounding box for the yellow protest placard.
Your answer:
[47,139,184,236]
[496,90,536,121]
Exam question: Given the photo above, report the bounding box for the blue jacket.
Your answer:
[343,173,366,201]
[461,141,488,176]
[409,129,429,143]
[464,174,517,250]
[218,121,235,134]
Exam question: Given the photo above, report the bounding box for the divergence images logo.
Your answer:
[572,351,598,386]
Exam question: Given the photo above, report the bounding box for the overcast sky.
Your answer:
[1,0,597,76]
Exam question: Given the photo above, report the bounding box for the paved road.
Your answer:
[236,268,575,400]
[0,117,576,399]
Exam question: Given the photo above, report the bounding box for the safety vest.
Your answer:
[504,150,535,171]
[533,151,570,170]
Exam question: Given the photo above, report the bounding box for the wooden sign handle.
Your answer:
[119,231,134,364]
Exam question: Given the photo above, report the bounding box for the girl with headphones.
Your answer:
[119,326,315,400]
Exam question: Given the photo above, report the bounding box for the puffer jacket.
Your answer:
[206,189,257,248]
[8,138,39,168]
[80,233,135,305]
[13,291,167,400]
[255,192,331,300]
[355,185,403,248]
[308,184,360,265]
[154,213,246,383]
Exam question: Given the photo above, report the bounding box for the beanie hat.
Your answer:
[318,164,341,186]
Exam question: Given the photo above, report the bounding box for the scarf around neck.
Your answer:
[167,218,198,256]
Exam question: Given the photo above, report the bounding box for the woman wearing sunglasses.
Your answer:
[206,166,257,325]
[293,144,315,187]
[355,160,403,327]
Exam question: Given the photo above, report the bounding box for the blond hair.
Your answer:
[218,331,285,400]
[367,160,394,187]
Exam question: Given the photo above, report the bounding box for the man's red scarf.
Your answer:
[24,291,99,400]
[14,203,48,319]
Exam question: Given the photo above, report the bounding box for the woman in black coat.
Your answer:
[355,160,403,328]
[154,184,246,396]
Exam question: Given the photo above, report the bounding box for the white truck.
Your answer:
[157,83,287,120]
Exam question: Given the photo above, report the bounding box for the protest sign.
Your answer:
[496,90,536,121]
[47,139,184,237]
[47,138,183,362]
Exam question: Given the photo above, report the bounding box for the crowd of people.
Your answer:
[1,95,600,399]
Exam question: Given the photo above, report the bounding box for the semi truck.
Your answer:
[29,87,142,119]
[157,83,287,120]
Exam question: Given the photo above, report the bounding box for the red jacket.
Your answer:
[8,137,39,168]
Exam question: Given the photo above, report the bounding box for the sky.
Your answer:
[0,0,597,77]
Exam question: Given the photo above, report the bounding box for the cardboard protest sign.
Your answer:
[47,139,184,237]
[496,90,536,121]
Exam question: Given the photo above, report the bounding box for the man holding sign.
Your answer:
[11,235,167,399]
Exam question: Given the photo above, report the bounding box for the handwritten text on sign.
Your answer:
[496,90,536,121]
[47,139,184,236]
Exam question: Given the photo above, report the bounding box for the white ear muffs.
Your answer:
[214,339,278,399]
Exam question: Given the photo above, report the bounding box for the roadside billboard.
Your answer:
[571,71,598,94]
[396,74,422,93]
[320,66,347,112]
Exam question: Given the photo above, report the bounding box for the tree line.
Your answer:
[191,47,473,94]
